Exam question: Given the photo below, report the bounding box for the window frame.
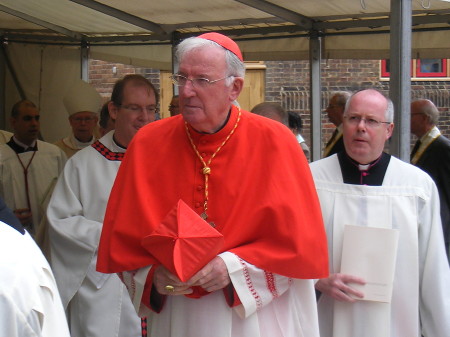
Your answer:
[380,59,450,81]
[415,59,447,78]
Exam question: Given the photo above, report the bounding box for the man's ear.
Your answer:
[229,77,244,102]
[108,101,118,120]
[386,123,394,140]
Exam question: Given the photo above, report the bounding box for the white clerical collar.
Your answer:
[358,156,382,172]
[70,133,95,149]
[13,136,36,150]
[358,164,370,171]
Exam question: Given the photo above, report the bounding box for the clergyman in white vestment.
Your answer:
[47,74,158,337]
[0,100,66,238]
[0,218,70,337]
[310,89,450,337]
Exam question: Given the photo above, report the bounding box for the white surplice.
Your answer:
[0,140,66,233]
[120,251,320,337]
[47,131,141,337]
[0,130,12,145]
[0,222,70,337]
[54,133,96,159]
[310,154,450,337]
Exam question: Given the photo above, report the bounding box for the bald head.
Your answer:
[342,89,394,164]
[326,91,351,126]
[251,102,288,126]
[410,99,439,138]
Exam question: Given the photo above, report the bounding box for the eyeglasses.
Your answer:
[170,74,233,88]
[118,104,158,114]
[71,117,96,123]
[344,115,391,128]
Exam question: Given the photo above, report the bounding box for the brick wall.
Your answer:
[264,60,450,150]
[89,60,160,101]
[89,59,450,151]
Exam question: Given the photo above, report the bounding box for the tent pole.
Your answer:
[0,42,5,129]
[171,32,181,96]
[309,31,322,162]
[389,0,412,162]
[81,41,89,81]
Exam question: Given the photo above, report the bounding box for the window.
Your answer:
[380,59,450,80]
[380,59,391,77]
[416,59,447,77]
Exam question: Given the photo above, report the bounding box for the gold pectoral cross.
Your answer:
[185,110,242,233]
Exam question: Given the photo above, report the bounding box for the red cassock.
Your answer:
[97,106,328,298]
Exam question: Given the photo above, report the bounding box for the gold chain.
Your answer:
[185,108,241,223]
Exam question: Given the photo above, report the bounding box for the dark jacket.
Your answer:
[415,135,450,259]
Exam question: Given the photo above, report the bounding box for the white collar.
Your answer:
[13,136,36,150]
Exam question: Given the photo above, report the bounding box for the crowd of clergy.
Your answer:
[0,32,449,337]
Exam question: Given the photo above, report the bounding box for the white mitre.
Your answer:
[63,79,102,116]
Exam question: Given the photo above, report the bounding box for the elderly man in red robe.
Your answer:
[97,32,328,337]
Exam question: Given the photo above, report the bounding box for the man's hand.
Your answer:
[153,265,193,296]
[13,208,32,225]
[188,256,231,293]
[315,273,365,302]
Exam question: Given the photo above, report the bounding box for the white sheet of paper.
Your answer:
[340,225,399,303]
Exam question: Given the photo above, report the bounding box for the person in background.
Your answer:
[0,100,66,237]
[251,101,288,124]
[97,32,328,337]
[288,110,310,161]
[310,89,450,337]
[0,129,13,145]
[0,196,70,337]
[54,80,101,158]
[410,98,450,262]
[251,102,310,160]
[323,91,351,157]
[99,100,115,136]
[47,74,158,337]
[168,94,180,116]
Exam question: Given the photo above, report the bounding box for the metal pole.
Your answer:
[81,40,89,81]
[309,31,322,162]
[171,31,180,95]
[389,0,412,161]
[0,41,6,129]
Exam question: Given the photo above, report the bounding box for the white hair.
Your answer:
[175,37,245,86]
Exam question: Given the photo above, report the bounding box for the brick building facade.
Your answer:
[264,60,450,149]
[89,60,161,100]
[89,59,450,152]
